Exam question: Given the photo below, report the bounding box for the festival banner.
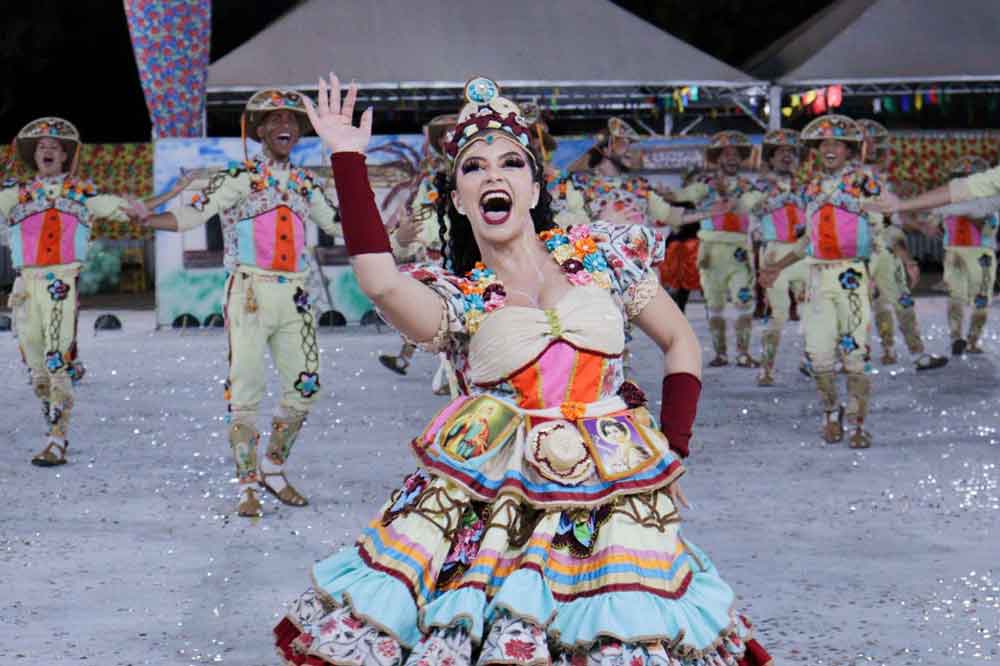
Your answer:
[124,0,211,138]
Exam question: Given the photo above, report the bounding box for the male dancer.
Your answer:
[674,131,759,367]
[858,119,947,370]
[761,115,887,448]
[131,89,342,517]
[1,117,187,465]
[748,129,809,385]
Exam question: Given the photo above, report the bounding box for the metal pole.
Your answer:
[768,85,783,130]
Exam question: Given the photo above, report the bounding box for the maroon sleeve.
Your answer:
[659,372,701,458]
[330,152,391,256]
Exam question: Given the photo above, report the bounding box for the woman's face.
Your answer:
[34,137,68,177]
[451,134,540,246]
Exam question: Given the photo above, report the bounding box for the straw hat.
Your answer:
[15,117,81,171]
[526,420,594,485]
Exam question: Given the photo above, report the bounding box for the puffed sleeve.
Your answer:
[588,221,665,319]
[394,262,474,351]
[173,163,252,231]
[952,165,1000,202]
[0,181,20,218]
[85,192,131,222]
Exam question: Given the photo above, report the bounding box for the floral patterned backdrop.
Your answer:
[2,143,153,239]
[124,0,211,138]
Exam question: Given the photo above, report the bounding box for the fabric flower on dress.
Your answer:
[838,268,863,290]
[294,371,321,398]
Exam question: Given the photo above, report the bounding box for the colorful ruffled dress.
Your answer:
[274,222,771,666]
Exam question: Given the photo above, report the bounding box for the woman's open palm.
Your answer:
[303,73,373,154]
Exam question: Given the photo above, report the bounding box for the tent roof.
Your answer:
[207,0,757,92]
[747,0,1000,86]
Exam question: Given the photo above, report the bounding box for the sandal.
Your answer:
[735,353,760,368]
[237,486,263,517]
[378,355,409,376]
[849,428,872,449]
[915,354,949,371]
[757,368,775,387]
[822,407,845,444]
[259,469,309,507]
[31,439,68,467]
[708,354,729,368]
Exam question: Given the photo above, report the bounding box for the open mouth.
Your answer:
[41,156,55,165]
[274,132,293,148]
[479,190,512,225]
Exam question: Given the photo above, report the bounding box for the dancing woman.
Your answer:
[273,74,771,666]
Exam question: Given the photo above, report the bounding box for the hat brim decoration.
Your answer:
[15,117,81,173]
[706,130,753,163]
[800,115,863,146]
[857,119,889,144]
[444,77,534,170]
[241,88,312,158]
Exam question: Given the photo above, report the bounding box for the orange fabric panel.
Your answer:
[271,206,297,272]
[783,204,800,239]
[816,205,843,260]
[508,363,543,409]
[952,217,974,246]
[566,352,604,404]
[721,212,743,232]
[37,209,63,265]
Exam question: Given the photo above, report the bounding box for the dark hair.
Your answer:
[434,146,559,276]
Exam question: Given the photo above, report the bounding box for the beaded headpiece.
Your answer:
[801,115,863,144]
[762,129,801,150]
[444,77,534,169]
[14,117,81,172]
[950,155,991,177]
[706,130,752,162]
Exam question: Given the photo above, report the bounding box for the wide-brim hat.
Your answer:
[445,77,534,168]
[801,114,863,145]
[15,117,81,169]
[706,130,752,162]
[857,119,889,144]
[526,420,594,486]
[425,114,457,156]
[950,155,991,177]
[243,88,312,143]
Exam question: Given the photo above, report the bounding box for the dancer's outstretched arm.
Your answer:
[305,73,446,346]
[866,164,1000,214]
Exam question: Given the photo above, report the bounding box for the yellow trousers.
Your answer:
[759,242,808,370]
[11,264,81,440]
[869,247,923,355]
[803,261,872,425]
[698,240,755,357]
[224,268,321,482]
[944,247,996,344]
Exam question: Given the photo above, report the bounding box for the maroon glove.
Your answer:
[330,152,391,256]
[659,372,701,458]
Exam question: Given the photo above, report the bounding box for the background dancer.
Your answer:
[129,89,342,517]
[859,119,947,370]
[1,117,188,467]
[749,129,809,386]
[674,131,760,367]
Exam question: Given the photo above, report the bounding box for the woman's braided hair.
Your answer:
[435,145,559,276]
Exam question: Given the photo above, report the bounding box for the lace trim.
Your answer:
[625,270,661,319]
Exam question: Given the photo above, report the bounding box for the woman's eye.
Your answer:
[460,161,482,174]
[503,157,526,168]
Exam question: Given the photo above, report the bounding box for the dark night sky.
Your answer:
[0,0,830,142]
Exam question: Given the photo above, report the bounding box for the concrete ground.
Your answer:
[0,296,997,665]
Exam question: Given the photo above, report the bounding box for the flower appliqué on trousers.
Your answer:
[838,268,863,290]
[45,351,65,372]
[737,287,753,303]
[294,371,320,398]
[839,334,859,353]
[733,247,748,263]
[293,287,310,314]
[898,293,914,308]
[979,254,994,268]
[47,279,70,301]
[974,294,989,309]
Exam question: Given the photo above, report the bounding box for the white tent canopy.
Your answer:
[208,0,759,97]
[746,0,1000,89]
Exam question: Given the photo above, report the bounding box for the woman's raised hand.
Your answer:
[303,73,373,155]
